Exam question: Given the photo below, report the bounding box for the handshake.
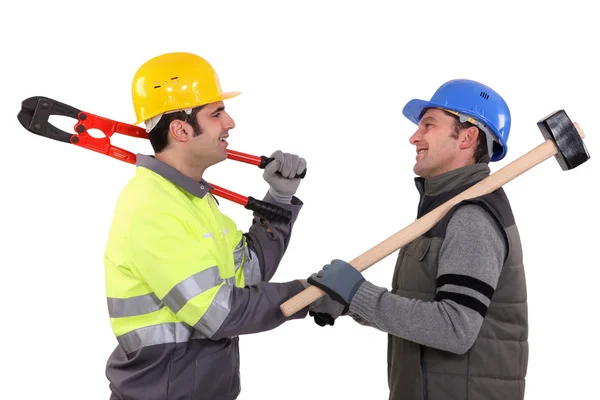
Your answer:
[302,259,367,327]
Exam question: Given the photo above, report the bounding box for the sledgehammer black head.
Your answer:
[537,110,590,170]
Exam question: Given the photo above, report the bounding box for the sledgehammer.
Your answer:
[280,109,590,317]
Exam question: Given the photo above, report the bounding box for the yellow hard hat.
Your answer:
[131,52,240,125]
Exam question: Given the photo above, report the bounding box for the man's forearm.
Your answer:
[209,280,308,340]
[349,282,484,354]
[347,311,381,330]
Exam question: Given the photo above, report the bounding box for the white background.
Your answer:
[2,0,599,399]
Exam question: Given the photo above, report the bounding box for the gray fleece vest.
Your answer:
[388,164,528,400]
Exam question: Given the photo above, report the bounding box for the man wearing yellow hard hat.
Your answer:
[102,52,344,400]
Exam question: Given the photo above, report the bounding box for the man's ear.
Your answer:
[169,120,192,143]
[459,126,480,150]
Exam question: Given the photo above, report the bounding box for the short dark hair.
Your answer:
[148,106,205,153]
[441,110,490,163]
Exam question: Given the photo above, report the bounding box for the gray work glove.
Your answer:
[307,259,365,307]
[263,150,306,203]
[300,279,346,327]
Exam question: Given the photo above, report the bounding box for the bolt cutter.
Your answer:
[17,96,306,223]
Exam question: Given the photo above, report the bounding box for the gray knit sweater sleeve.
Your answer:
[347,204,506,354]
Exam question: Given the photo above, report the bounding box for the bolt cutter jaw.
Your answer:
[18,96,78,143]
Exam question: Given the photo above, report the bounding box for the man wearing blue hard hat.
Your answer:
[307,79,528,400]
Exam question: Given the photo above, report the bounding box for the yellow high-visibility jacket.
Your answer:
[103,154,307,400]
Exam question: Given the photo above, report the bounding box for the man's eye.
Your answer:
[213,113,221,118]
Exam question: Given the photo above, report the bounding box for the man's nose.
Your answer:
[224,113,235,130]
[409,130,421,145]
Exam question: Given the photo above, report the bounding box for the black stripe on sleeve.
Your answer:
[434,291,488,318]
[436,273,495,300]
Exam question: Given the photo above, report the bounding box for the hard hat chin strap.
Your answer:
[145,108,193,133]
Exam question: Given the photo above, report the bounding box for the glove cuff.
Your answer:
[268,187,293,204]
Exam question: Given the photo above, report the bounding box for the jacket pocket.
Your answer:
[404,236,433,262]
[395,236,436,300]
[192,337,241,400]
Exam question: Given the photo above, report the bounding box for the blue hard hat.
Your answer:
[402,79,511,161]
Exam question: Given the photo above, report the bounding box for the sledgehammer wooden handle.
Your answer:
[280,122,586,317]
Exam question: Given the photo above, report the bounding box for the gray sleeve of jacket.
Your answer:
[348,313,378,328]
[241,191,303,284]
[209,279,308,340]
[348,204,506,354]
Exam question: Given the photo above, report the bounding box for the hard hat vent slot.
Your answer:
[480,91,489,100]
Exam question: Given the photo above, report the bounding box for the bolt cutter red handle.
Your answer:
[227,149,307,179]
[17,95,293,223]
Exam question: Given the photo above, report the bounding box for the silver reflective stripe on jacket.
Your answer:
[108,272,236,353]
[233,236,261,286]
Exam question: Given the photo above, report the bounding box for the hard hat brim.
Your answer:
[219,91,242,101]
[402,99,445,125]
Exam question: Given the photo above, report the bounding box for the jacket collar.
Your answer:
[136,153,213,199]
[414,163,491,218]
[414,163,491,197]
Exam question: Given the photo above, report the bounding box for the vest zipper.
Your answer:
[421,348,428,399]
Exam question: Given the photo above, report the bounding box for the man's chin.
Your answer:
[213,153,228,165]
[413,164,425,177]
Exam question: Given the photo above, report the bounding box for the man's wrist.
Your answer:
[268,187,293,204]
